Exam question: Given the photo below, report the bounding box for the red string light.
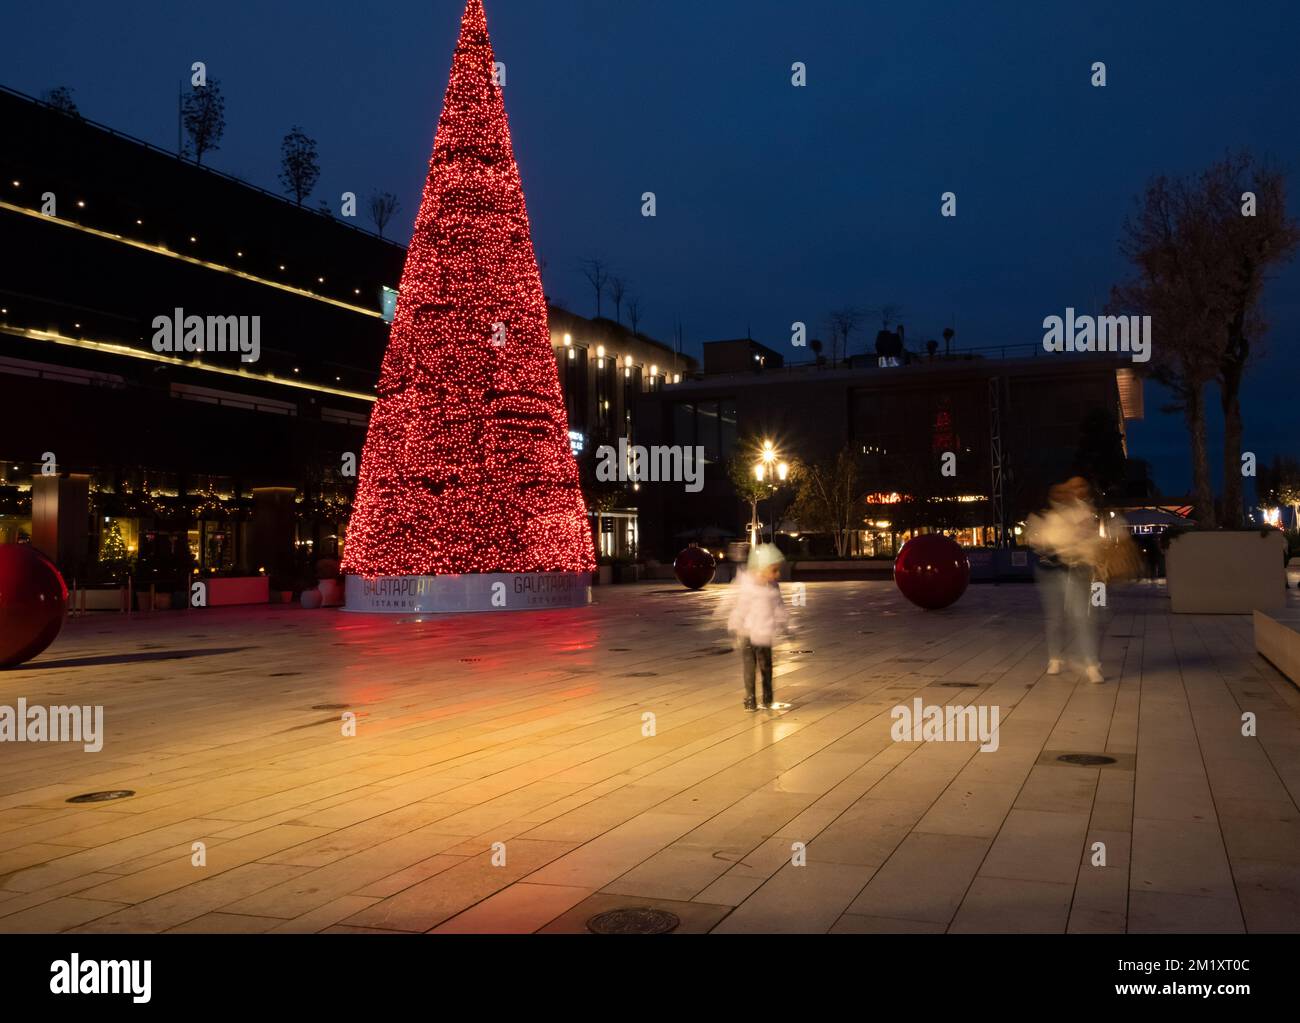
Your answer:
[342,0,595,577]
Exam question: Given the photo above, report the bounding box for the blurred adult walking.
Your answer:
[1025,477,1105,683]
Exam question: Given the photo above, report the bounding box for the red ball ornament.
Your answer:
[894,534,970,610]
[673,546,716,590]
[0,544,68,668]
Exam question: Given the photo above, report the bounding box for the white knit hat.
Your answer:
[748,543,786,572]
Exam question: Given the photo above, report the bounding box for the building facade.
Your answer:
[0,86,689,586]
[633,348,1144,561]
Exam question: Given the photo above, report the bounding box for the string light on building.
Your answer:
[340,0,594,577]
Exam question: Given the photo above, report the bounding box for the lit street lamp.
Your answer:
[752,442,789,544]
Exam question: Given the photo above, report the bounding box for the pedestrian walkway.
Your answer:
[0,579,1296,933]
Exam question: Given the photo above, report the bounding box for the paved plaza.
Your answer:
[1,579,1299,934]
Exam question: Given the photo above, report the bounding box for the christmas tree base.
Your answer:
[343,573,591,614]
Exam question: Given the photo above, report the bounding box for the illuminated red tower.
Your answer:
[342,0,595,588]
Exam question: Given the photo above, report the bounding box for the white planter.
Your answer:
[79,587,127,611]
[1166,531,1287,613]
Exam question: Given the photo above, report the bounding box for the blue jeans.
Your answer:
[1036,564,1098,667]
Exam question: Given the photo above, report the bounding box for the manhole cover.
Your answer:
[67,790,135,803]
[1056,753,1117,767]
[312,703,350,710]
[622,671,659,677]
[939,682,981,688]
[587,907,680,934]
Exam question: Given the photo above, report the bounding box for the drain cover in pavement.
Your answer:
[622,672,659,677]
[1056,753,1117,767]
[312,704,350,710]
[587,907,680,934]
[67,790,135,803]
[939,682,981,688]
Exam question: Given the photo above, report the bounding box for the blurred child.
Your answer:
[726,544,789,711]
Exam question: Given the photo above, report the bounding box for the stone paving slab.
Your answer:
[1,579,1297,933]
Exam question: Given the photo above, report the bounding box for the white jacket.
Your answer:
[1025,500,1102,568]
[725,569,789,647]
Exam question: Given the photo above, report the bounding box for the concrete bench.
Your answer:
[1255,610,1300,688]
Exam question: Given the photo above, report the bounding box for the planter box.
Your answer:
[79,587,127,611]
[1254,611,1300,688]
[1166,531,1287,613]
[207,576,270,607]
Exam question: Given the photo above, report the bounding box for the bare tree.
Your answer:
[876,303,903,329]
[626,295,643,336]
[42,86,80,117]
[579,257,609,318]
[790,446,864,557]
[1111,152,1298,526]
[367,190,401,238]
[1201,153,1299,523]
[1111,176,1220,525]
[608,276,628,325]
[182,78,226,166]
[826,307,861,367]
[279,127,321,207]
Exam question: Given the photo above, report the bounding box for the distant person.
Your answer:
[725,544,789,711]
[1025,476,1105,683]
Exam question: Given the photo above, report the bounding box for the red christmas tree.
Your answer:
[343,0,595,577]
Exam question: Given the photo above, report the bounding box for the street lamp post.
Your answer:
[753,442,790,545]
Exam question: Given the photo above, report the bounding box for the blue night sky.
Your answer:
[3,0,1296,498]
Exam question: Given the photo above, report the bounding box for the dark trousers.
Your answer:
[739,638,773,704]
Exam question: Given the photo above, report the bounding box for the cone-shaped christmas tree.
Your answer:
[343,0,595,578]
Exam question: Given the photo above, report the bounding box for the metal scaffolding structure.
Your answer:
[989,375,1008,548]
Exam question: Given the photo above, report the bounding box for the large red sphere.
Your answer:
[894,534,970,610]
[0,544,68,668]
[673,546,717,590]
